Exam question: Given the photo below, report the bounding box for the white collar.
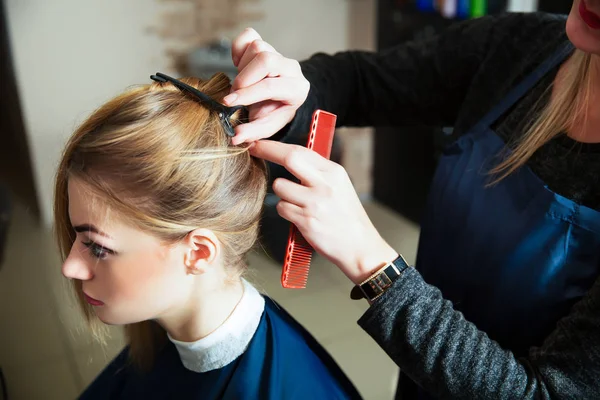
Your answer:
[167,279,265,373]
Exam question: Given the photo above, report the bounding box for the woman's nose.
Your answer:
[62,243,94,281]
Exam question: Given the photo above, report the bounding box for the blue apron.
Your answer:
[411,42,600,398]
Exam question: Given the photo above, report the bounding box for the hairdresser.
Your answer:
[223,8,600,400]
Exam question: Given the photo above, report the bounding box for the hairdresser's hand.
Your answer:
[249,140,398,285]
[225,28,310,145]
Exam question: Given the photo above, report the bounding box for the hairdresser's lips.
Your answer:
[84,293,104,306]
[580,0,600,30]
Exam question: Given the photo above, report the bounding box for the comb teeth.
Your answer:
[281,227,313,288]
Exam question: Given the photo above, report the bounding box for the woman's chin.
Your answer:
[93,309,130,326]
[95,315,121,326]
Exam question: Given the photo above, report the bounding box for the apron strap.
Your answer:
[471,41,574,131]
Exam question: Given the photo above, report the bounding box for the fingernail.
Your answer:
[232,134,244,146]
[223,93,238,105]
[233,57,239,67]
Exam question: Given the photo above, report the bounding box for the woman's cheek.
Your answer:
[113,250,180,302]
[102,254,157,302]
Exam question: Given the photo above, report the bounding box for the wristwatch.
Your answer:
[350,254,411,302]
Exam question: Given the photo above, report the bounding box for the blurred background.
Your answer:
[0,0,572,399]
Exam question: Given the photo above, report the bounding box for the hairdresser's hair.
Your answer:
[53,73,267,369]
[490,49,595,182]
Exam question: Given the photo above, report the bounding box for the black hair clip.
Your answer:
[150,72,245,137]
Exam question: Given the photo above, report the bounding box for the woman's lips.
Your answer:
[580,0,600,30]
[84,293,104,306]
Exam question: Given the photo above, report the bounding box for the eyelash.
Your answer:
[82,241,114,260]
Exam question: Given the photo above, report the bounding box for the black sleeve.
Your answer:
[357,268,600,399]
[281,14,508,139]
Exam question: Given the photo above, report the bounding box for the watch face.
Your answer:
[368,272,393,293]
[359,258,408,300]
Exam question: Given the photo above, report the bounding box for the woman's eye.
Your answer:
[82,241,112,260]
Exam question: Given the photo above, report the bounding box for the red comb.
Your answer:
[281,110,337,289]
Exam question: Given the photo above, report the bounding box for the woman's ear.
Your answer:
[183,229,220,275]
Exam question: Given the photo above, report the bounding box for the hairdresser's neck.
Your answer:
[591,52,600,84]
[563,52,600,143]
[157,274,244,343]
[584,54,600,141]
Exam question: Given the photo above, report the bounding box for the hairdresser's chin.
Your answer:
[568,0,600,54]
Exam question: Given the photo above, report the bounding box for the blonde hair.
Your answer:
[53,73,267,369]
[491,48,595,181]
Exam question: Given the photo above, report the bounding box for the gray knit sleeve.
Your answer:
[357,267,600,399]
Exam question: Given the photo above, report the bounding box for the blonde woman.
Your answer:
[225,7,600,400]
[55,72,361,399]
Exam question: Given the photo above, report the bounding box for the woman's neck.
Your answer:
[158,276,245,343]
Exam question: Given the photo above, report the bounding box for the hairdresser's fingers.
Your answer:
[249,100,280,121]
[232,107,295,145]
[226,77,308,107]
[237,39,279,72]
[231,53,302,92]
[231,28,262,67]
[271,178,312,208]
[276,200,306,227]
[248,140,331,182]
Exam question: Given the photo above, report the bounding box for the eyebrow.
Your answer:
[73,224,113,239]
